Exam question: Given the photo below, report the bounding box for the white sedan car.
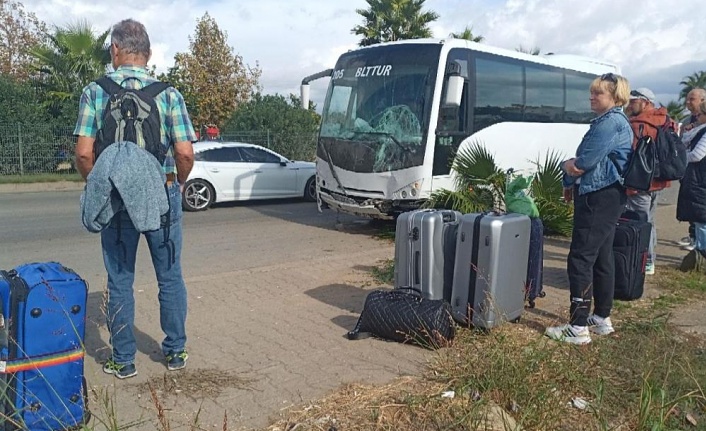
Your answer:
[182,141,316,211]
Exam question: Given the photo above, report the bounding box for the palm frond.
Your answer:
[531,149,565,202]
[424,188,495,214]
[451,141,503,188]
[528,149,574,235]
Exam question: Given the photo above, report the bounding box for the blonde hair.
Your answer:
[589,73,630,106]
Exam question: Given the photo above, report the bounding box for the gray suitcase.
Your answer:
[394,209,461,301]
[450,212,530,329]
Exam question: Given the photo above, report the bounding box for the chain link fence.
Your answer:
[0,123,318,176]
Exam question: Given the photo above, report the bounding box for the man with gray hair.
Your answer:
[677,87,706,250]
[74,19,196,379]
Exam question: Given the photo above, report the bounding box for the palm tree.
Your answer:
[424,142,573,236]
[666,100,687,122]
[450,26,484,42]
[516,45,541,55]
[30,20,110,117]
[352,0,439,47]
[678,71,706,101]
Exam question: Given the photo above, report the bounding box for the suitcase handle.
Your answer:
[414,251,421,285]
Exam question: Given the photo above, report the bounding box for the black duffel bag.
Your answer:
[347,288,455,349]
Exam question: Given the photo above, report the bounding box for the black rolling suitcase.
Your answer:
[613,211,651,300]
[0,262,89,430]
[525,218,545,308]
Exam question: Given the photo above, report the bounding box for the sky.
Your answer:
[20,0,706,110]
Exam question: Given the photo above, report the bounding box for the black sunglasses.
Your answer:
[600,73,618,83]
[630,90,648,99]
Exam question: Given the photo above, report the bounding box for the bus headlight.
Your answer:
[392,180,423,200]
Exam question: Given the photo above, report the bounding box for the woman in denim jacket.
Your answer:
[545,73,633,345]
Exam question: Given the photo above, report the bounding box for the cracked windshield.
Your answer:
[318,44,441,173]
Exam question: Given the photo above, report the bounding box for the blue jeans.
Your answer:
[694,222,706,252]
[100,184,187,365]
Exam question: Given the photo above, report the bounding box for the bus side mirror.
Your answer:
[443,75,464,107]
[301,84,310,109]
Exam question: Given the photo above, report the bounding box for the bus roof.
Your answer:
[347,38,621,76]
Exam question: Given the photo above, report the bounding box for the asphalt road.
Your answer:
[0,190,386,281]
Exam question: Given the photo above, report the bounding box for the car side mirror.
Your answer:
[280,160,288,167]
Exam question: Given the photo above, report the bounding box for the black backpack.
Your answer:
[94,76,170,163]
[93,76,177,265]
[653,117,687,181]
[616,124,656,192]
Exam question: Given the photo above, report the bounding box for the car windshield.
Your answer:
[318,44,441,173]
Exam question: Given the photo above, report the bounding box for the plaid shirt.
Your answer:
[74,65,196,175]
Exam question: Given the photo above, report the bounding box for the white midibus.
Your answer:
[300,37,620,219]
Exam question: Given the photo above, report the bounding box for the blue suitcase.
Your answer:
[525,218,545,308]
[0,262,89,430]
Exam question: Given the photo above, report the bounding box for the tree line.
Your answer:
[0,0,702,149]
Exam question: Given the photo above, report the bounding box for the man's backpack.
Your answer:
[653,117,687,181]
[618,124,656,192]
[92,76,177,265]
[93,76,170,163]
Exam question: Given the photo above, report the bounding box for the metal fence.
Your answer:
[0,123,318,176]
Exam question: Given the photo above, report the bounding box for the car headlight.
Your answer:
[392,179,424,200]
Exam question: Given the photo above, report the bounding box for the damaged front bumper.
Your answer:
[318,189,423,220]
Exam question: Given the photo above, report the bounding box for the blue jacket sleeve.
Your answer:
[574,117,620,172]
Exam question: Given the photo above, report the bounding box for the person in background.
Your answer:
[676,98,706,271]
[545,73,632,345]
[677,88,706,250]
[624,87,671,275]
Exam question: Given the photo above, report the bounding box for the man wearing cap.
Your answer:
[625,87,671,275]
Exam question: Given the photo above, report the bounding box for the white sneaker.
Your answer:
[545,324,591,345]
[683,244,696,251]
[678,236,693,246]
[586,314,615,335]
[645,263,655,275]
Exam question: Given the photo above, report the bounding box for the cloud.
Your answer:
[19,0,706,108]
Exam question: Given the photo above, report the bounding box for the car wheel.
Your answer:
[182,179,215,211]
[303,176,317,202]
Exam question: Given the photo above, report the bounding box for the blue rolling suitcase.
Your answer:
[0,262,89,430]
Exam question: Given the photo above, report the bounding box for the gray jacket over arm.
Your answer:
[81,141,169,233]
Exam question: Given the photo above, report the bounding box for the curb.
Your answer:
[0,181,85,194]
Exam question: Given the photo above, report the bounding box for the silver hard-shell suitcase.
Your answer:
[394,209,461,301]
[450,212,530,328]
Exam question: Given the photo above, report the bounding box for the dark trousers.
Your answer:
[567,183,626,326]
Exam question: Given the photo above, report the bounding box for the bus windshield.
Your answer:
[318,44,442,173]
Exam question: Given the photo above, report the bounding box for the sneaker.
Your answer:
[678,236,694,246]
[166,350,188,371]
[645,263,655,275]
[545,324,591,345]
[586,314,615,335]
[683,243,696,251]
[102,358,137,379]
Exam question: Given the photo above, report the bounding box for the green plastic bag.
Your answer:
[505,175,540,218]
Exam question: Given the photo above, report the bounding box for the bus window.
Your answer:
[321,85,355,137]
[525,66,564,122]
[565,72,594,123]
[473,57,524,132]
